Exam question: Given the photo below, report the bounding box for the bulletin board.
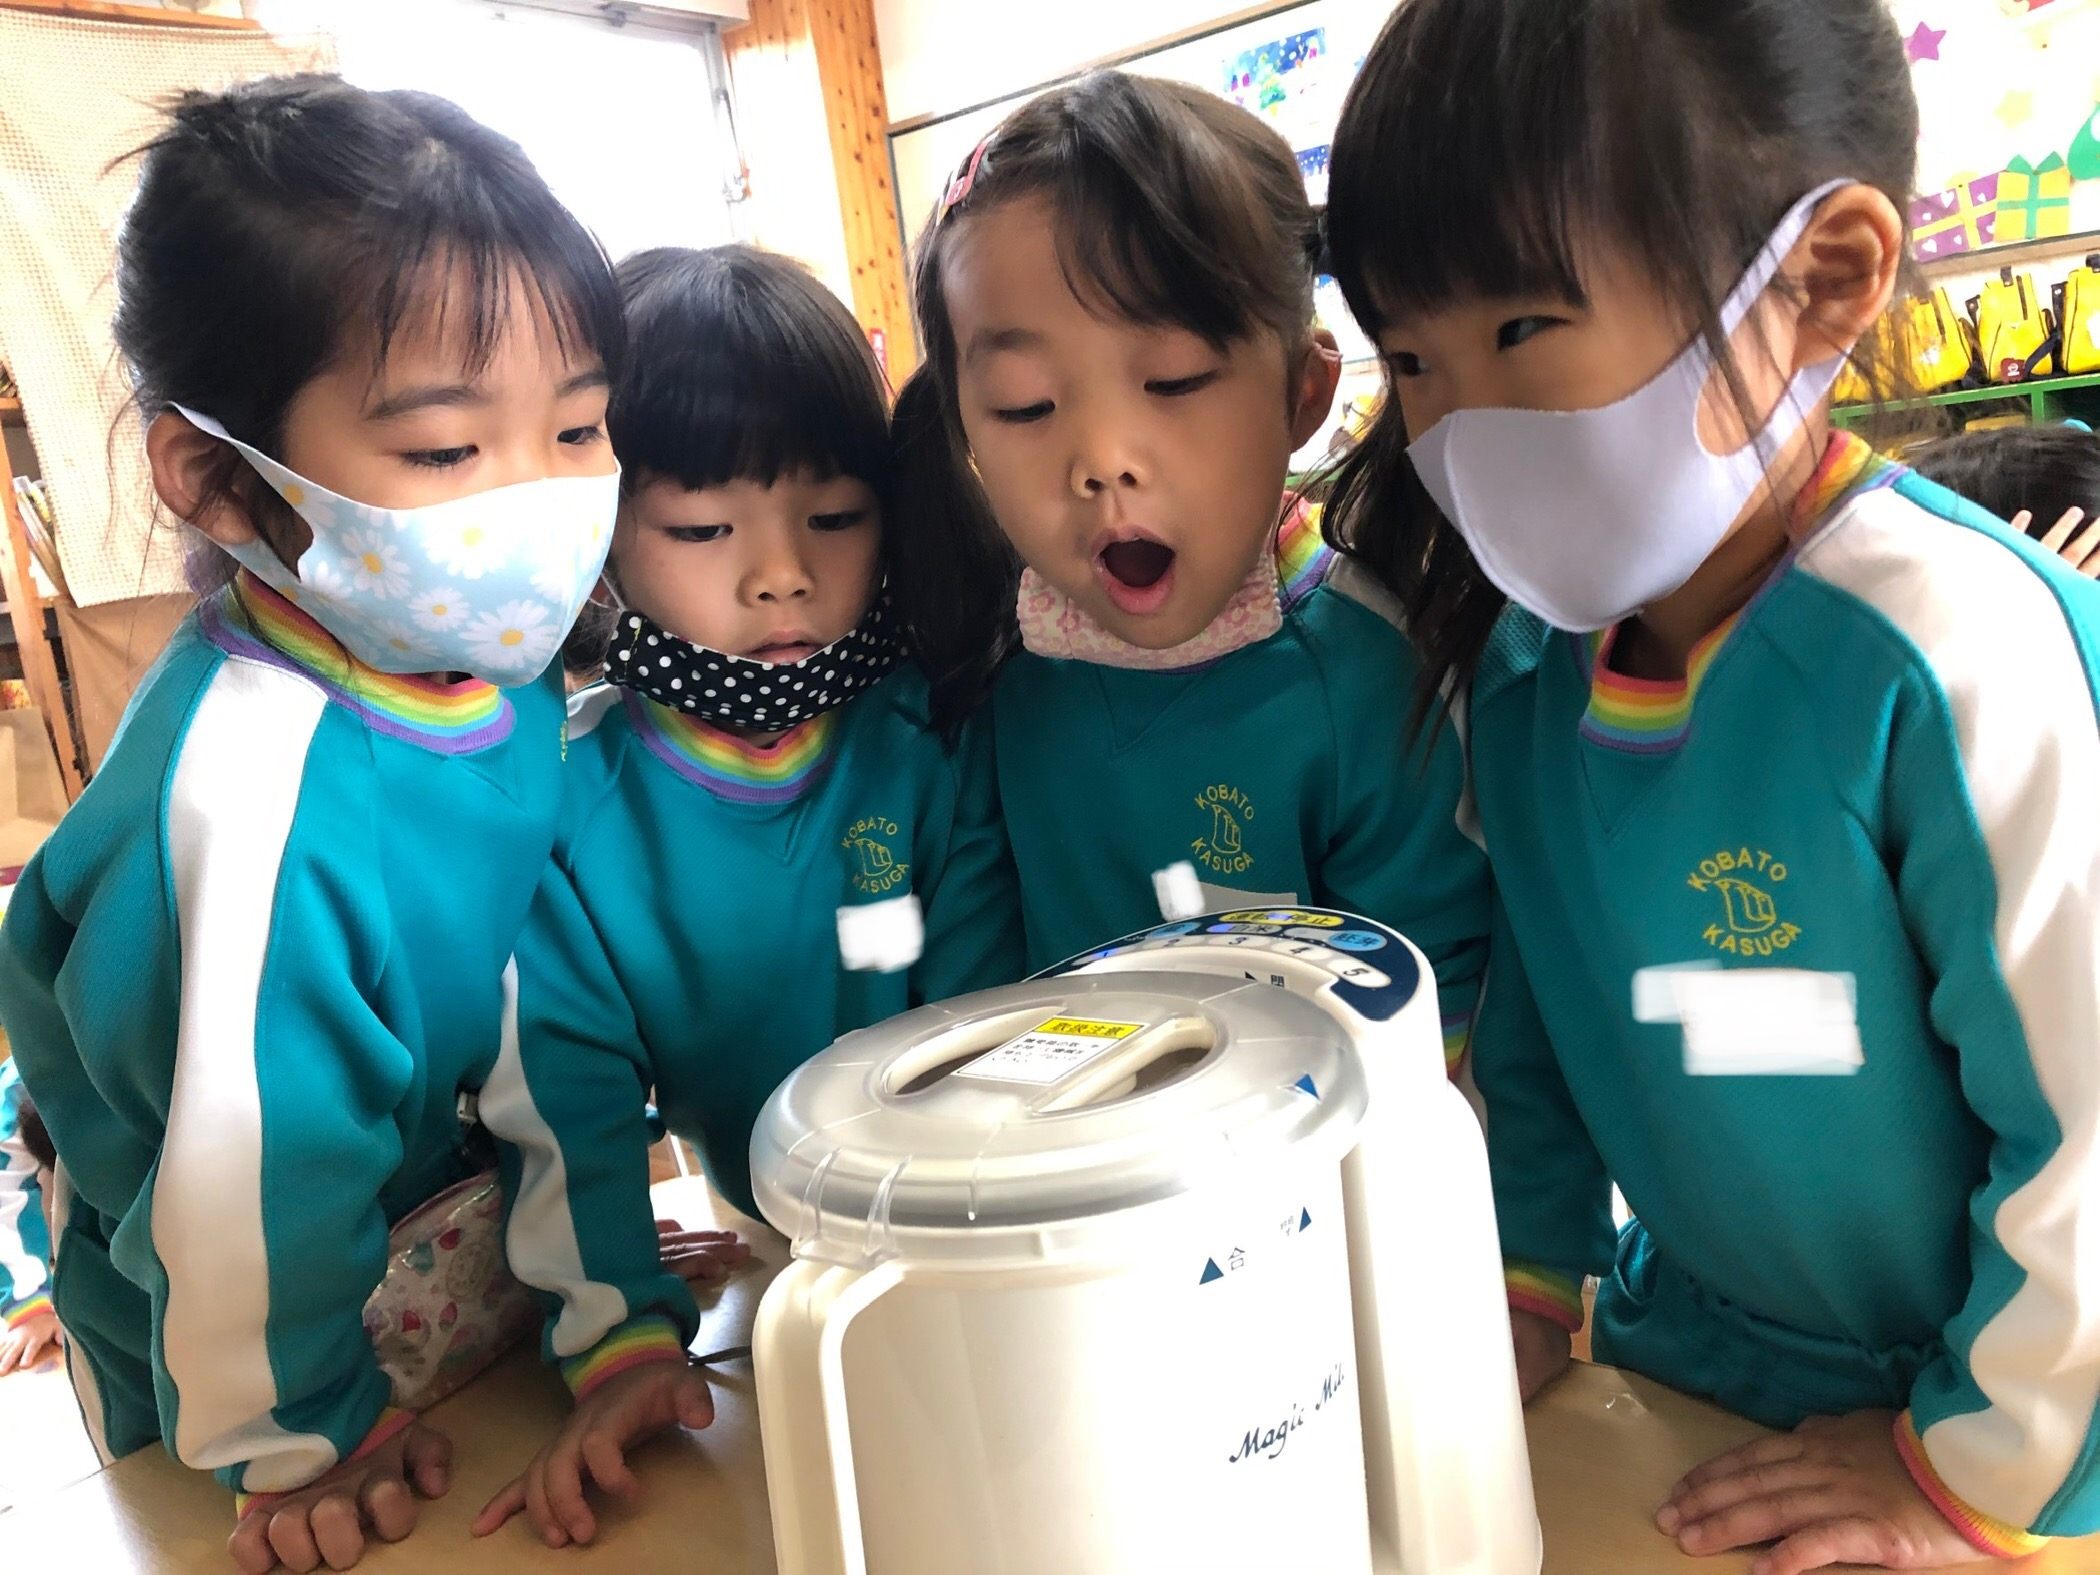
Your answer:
[1891,0,2100,263]
[886,0,1390,363]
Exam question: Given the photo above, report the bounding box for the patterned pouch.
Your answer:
[361,1170,541,1411]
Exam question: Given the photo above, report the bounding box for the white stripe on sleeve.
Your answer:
[0,1125,48,1305]
[477,958,630,1358]
[1801,489,2100,1524]
[155,658,337,1489]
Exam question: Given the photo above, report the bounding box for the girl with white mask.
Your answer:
[1325,1,2100,1569]
[0,75,637,1574]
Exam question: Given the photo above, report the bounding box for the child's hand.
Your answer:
[227,1420,452,1574]
[2025,505,2100,577]
[1509,1308,1572,1403]
[654,1217,751,1284]
[0,1308,62,1374]
[1655,1410,1983,1574]
[471,1360,714,1548]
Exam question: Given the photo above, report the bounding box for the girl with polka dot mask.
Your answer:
[477,244,1025,1547]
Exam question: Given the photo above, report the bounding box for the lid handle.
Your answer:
[1035,1013,1216,1112]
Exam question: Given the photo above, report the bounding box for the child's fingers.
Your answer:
[403,1425,452,1498]
[308,1493,366,1570]
[0,1342,19,1377]
[523,1456,571,1549]
[664,1247,741,1284]
[469,1474,528,1538]
[542,1442,599,1546]
[266,1506,324,1572]
[1656,1459,1827,1534]
[227,1513,280,1575]
[656,1221,741,1243]
[582,1430,641,1500]
[1668,1432,1806,1496]
[2012,509,2037,535]
[2064,511,2100,573]
[1751,1516,1899,1575]
[359,1474,418,1545]
[1674,1487,1846,1556]
[674,1371,717,1432]
[2039,508,2073,548]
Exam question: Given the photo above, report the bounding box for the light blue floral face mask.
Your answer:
[176,407,618,685]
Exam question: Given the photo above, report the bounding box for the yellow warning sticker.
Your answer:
[1031,1018,1141,1040]
[1221,909,1342,928]
[958,1017,1144,1086]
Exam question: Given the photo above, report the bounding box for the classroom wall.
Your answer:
[873,0,1258,124]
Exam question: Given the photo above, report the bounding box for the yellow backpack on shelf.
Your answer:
[1971,267,2058,384]
[1834,288,1976,405]
[2060,253,2100,376]
[1904,287,1979,391]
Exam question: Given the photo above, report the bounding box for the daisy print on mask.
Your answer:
[341,529,413,599]
[464,600,557,670]
[174,406,617,684]
[410,586,471,634]
[429,515,511,580]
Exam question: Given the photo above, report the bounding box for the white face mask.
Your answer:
[176,407,617,685]
[1407,181,1851,633]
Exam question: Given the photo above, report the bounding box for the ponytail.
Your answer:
[888,365,1019,745]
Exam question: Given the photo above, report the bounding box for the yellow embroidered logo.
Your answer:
[1192,784,1255,877]
[1686,847,1802,956]
[844,815,910,896]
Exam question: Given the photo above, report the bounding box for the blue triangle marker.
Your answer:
[1293,1074,1319,1098]
[1199,1258,1224,1285]
[1300,1208,1312,1231]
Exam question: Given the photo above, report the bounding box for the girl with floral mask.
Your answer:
[0,76,635,1574]
[473,244,1024,1550]
[1325,1,2100,1567]
[886,72,1493,1086]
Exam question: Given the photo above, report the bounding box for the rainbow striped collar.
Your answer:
[1578,430,1896,755]
[625,691,839,805]
[1579,610,1744,755]
[1277,497,1334,611]
[203,572,514,755]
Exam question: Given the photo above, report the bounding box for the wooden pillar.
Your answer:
[726,0,916,376]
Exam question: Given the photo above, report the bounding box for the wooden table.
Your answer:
[4,1177,2095,1573]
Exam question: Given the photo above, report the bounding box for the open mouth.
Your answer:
[1094,537,1178,616]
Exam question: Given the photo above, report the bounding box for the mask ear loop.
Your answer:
[1702,180,1855,469]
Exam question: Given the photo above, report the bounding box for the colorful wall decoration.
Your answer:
[1893,0,2100,263]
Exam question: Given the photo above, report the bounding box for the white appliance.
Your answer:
[751,907,1539,1575]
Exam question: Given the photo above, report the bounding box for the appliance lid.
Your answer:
[750,971,1368,1255]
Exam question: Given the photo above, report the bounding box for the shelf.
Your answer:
[0,398,20,429]
[1833,370,2100,428]
[1920,230,2100,282]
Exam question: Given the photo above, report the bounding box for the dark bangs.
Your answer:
[116,76,622,456]
[1032,74,1317,349]
[610,245,889,495]
[357,91,625,390]
[1326,0,1916,342]
[918,72,1319,372]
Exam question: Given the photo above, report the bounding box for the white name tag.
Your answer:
[1152,861,1301,922]
[1633,965,1863,1076]
[837,894,924,974]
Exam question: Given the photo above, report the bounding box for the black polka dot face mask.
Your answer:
[601,593,904,730]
